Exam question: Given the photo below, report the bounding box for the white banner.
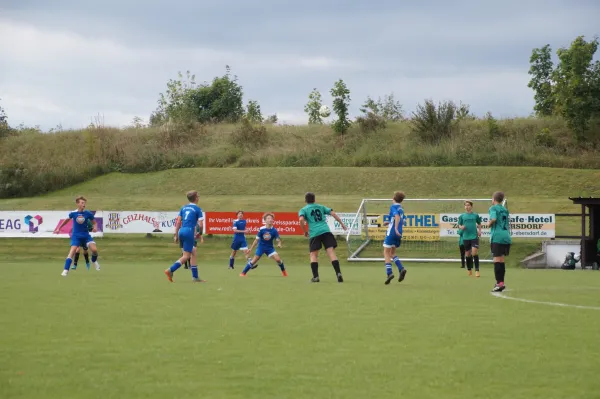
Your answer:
[327,212,362,235]
[439,213,555,238]
[103,211,206,234]
[0,211,104,238]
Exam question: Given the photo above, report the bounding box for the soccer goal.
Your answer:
[345,198,508,263]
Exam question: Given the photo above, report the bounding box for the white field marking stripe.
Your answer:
[490,289,600,310]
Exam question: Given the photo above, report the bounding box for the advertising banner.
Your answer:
[0,211,104,238]
[439,213,555,238]
[204,212,303,235]
[327,212,361,235]
[365,213,440,241]
[103,211,188,234]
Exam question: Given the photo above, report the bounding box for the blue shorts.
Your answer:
[256,246,277,258]
[71,234,94,248]
[383,235,402,249]
[179,227,196,253]
[231,238,248,251]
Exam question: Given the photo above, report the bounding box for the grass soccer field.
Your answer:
[1,236,600,399]
[1,166,600,398]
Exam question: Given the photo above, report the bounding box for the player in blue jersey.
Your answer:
[164,191,205,283]
[72,214,93,270]
[54,196,100,276]
[229,210,250,270]
[383,191,408,285]
[240,213,287,277]
[180,223,203,269]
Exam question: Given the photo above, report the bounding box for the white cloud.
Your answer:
[0,20,357,129]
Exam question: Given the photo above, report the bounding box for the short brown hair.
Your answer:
[305,192,315,204]
[393,191,405,203]
[236,210,244,216]
[75,196,87,203]
[263,212,274,221]
[493,191,505,203]
[464,200,473,206]
[187,190,198,202]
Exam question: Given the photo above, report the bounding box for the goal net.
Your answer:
[345,198,508,263]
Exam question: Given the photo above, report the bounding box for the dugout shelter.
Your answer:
[565,197,600,268]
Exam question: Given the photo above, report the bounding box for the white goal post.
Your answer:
[345,198,508,263]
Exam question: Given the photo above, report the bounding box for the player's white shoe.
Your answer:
[61,270,68,277]
[94,261,100,271]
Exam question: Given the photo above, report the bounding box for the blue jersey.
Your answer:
[233,219,246,239]
[256,226,279,250]
[69,210,95,236]
[386,203,405,236]
[179,204,204,229]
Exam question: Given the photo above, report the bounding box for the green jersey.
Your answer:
[87,219,94,232]
[458,228,464,246]
[489,204,511,244]
[299,203,332,238]
[458,212,482,240]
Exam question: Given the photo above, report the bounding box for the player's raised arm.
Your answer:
[54,214,72,234]
[330,210,347,231]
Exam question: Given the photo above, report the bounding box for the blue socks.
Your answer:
[229,257,234,267]
[191,266,198,279]
[385,263,393,276]
[64,258,72,271]
[242,262,252,274]
[393,256,404,272]
[169,261,182,273]
[278,262,285,271]
[91,253,98,263]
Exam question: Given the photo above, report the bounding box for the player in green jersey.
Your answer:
[487,191,511,292]
[298,192,348,283]
[458,228,466,269]
[458,200,482,277]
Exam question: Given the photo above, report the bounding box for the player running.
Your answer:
[181,223,203,269]
[229,210,250,270]
[383,191,407,285]
[240,213,287,277]
[54,196,101,276]
[487,191,511,292]
[458,200,482,277]
[298,192,347,283]
[165,191,205,283]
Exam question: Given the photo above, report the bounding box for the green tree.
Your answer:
[552,36,600,141]
[304,88,323,124]
[411,99,457,143]
[189,66,244,123]
[264,114,278,124]
[246,100,262,123]
[360,93,404,121]
[0,99,11,138]
[528,44,555,116]
[330,79,351,136]
[150,66,245,125]
[150,71,197,125]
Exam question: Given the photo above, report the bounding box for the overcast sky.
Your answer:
[1,0,599,130]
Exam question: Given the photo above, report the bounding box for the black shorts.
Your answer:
[463,238,479,252]
[81,244,88,251]
[309,232,337,252]
[491,243,510,257]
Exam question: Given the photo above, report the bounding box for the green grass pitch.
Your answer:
[1,236,600,399]
[1,166,600,398]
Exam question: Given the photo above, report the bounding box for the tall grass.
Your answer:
[0,117,598,198]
